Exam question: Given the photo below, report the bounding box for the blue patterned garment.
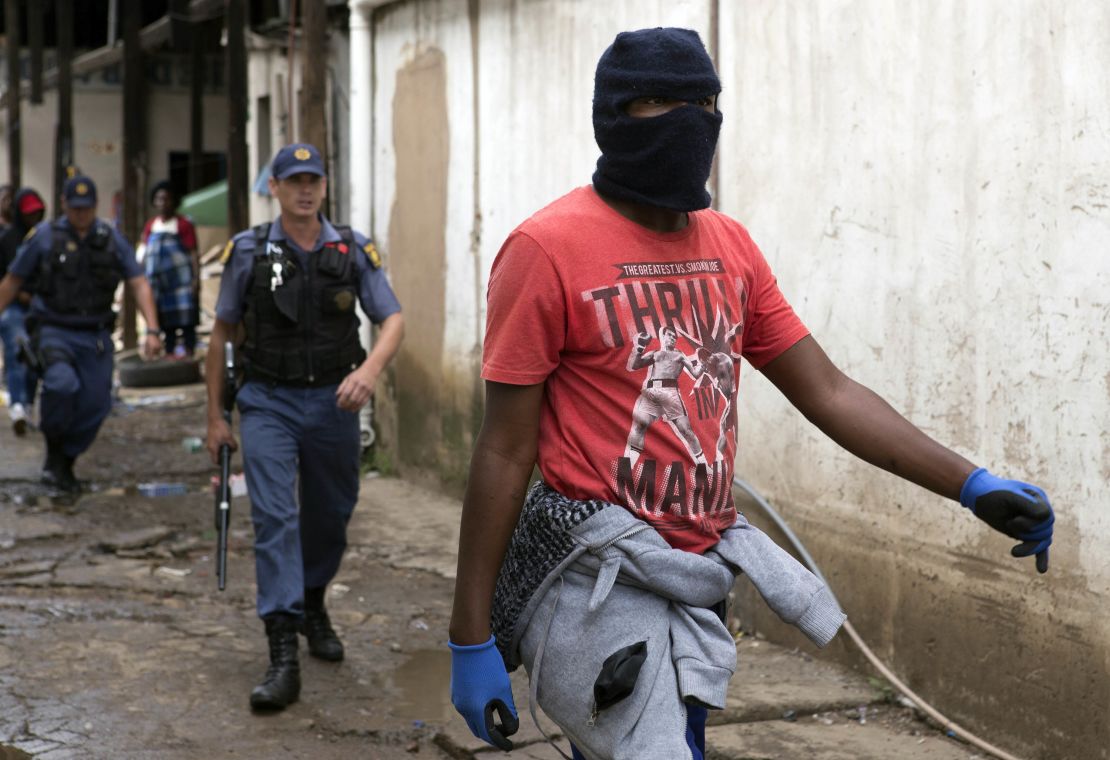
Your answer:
[144,221,198,329]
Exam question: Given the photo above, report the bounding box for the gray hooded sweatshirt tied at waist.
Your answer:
[496,483,846,760]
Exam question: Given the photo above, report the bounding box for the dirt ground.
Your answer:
[0,381,984,760]
[0,384,459,759]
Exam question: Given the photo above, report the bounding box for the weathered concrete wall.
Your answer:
[721,4,1110,758]
[1,68,226,217]
[369,0,711,487]
[0,90,227,215]
[363,1,1107,757]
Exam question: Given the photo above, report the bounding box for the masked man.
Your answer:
[447,28,1055,759]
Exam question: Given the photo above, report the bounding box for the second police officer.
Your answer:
[0,176,163,492]
[205,143,404,711]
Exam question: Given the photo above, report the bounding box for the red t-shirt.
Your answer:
[141,214,198,250]
[483,186,809,553]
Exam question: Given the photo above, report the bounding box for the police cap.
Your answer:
[63,175,98,208]
[271,143,326,180]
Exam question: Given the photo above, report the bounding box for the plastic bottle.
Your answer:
[181,436,204,453]
[138,482,189,497]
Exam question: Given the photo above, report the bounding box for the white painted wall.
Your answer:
[723,0,1110,574]
[245,29,351,228]
[1,85,227,220]
[362,1,1109,755]
[246,37,297,225]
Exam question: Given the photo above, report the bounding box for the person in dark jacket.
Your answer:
[0,185,14,227]
[0,187,47,435]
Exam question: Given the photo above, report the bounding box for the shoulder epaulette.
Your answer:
[361,239,382,270]
[220,226,266,264]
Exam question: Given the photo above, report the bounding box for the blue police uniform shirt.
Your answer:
[215,215,401,326]
[9,217,142,322]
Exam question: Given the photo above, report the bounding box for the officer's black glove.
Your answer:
[959,468,1055,573]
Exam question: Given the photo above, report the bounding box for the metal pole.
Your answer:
[226,0,249,232]
[188,10,205,192]
[348,0,374,447]
[286,0,297,141]
[107,0,118,47]
[299,0,327,153]
[300,0,327,214]
[121,0,146,349]
[5,0,22,189]
[28,0,43,104]
[54,0,74,217]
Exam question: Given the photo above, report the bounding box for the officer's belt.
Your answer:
[36,314,116,332]
[243,345,365,388]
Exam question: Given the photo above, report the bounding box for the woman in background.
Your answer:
[140,181,200,358]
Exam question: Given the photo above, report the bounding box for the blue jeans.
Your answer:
[237,381,361,619]
[0,302,36,406]
[569,705,708,760]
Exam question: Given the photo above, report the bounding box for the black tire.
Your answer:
[117,353,202,388]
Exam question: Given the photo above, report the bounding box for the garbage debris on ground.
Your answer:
[209,473,248,498]
[154,566,192,579]
[138,483,189,497]
[126,393,188,408]
[181,436,204,453]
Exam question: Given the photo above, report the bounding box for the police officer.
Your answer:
[205,143,404,711]
[0,176,162,492]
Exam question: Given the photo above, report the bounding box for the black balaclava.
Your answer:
[592,27,722,213]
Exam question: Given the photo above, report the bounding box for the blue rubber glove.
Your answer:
[449,635,519,751]
[960,467,1054,573]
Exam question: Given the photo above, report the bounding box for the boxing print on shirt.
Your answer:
[580,261,746,521]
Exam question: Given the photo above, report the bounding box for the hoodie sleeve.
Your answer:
[709,515,846,647]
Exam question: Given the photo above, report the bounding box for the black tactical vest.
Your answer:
[37,220,123,329]
[242,223,367,386]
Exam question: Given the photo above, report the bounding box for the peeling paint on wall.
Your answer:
[387,46,450,475]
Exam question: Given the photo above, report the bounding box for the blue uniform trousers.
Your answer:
[237,380,361,619]
[38,325,114,457]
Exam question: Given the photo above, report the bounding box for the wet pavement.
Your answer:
[0,381,987,759]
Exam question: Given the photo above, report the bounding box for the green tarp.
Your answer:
[178,180,227,227]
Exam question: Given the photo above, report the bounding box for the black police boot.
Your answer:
[249,614,301,711]
[41,439,80,494]
[301,586,344,662]
[57,454,80,494]
[40,446,61,488]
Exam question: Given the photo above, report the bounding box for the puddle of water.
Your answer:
[0,744,33,759]
[388,649,454,723]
